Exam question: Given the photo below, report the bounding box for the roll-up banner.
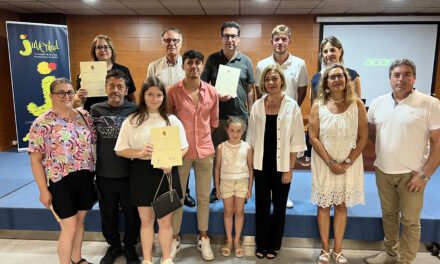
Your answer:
[6,21,70,151]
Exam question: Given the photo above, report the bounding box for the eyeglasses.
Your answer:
[52,90,75,98]
[95,45,110,50]
[328,74,345,81]
[162,38,181,44]
[222,34,239,40]
[146,93,164,99]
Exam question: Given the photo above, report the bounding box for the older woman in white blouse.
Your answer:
[247,64,307,259]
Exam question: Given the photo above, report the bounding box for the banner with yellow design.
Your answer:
[6,21,70,150]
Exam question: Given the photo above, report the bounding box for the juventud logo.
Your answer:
[19,34,32,56]
[18,33,60,56]
[363,58,394,66]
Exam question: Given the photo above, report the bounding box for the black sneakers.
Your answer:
[124,245,140,264]
[209,188,218,203]
[184,193,196,207]
[100,246,122,264]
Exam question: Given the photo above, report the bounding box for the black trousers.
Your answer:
[305,132,312,158]
[96,176,140,247]
[254,169,291,252]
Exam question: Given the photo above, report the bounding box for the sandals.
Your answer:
[332,251,348,264]
[256,248,266,259]
[234,241,245,258]
[266,250,278,259]
[317,249,331,264]
[221,240,233,257]
[71,259,92,264]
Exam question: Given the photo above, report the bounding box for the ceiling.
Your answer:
[0,0,439,16]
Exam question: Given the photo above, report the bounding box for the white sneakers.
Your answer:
[170,237,181,260]
[364,251,399,264]
[286,197,294,209]
[197,235,215,260]
[160,258,174,264]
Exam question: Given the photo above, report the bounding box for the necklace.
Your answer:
[328,96,345,103]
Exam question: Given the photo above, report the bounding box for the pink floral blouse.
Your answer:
[28,109,96,183]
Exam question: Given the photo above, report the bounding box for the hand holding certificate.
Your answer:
[80,61,107,97]
[215,64,241,98]
[151,126,182,168]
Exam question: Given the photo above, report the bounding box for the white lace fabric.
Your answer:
[311,102,365,208]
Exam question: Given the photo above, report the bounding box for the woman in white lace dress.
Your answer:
[309,63,368,264]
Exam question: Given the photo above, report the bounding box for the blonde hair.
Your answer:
[258,64,287,95]
[271,24,291,39]
[226,116,246,130]
[316,63,357,105]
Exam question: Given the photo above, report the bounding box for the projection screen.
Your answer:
[322,24,438,106]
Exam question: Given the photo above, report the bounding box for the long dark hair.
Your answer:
[130,76,170,126]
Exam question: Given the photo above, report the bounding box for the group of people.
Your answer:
[27,20,440,264]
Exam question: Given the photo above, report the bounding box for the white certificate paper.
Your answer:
[215,64,240,98]
[80,61,107,97]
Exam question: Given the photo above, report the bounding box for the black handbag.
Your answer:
[151,171,182,219]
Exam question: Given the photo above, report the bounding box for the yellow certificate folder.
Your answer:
[151,126,182,168]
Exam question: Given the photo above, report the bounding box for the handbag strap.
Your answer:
[152,120,174,202]
[153,171,174,202]
[76,109,90,128]
[76,109,95,162]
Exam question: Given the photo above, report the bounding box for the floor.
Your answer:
[1,238,439,264]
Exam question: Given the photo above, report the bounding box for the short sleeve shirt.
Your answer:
[167,80,219,159]
[114,113,188,153]
[368,90,440,174]
[146,56,185,88]
[255,53,308,102]
[28,109,96,183]
[201,50,255,120]
[90,100,137,178]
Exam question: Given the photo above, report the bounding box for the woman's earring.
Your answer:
[325,88,330,94]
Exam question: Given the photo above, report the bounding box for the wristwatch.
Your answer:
[344,158,353,165]
[419,172,430,182]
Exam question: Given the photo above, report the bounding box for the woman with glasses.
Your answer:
[303,35,363,173]
[309,64,368,264]
[75,35,137,111]
[115,76,188,264]
[246,64,306,260]
[29,78,96,264]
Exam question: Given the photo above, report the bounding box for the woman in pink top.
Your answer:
[28,78,96,264]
